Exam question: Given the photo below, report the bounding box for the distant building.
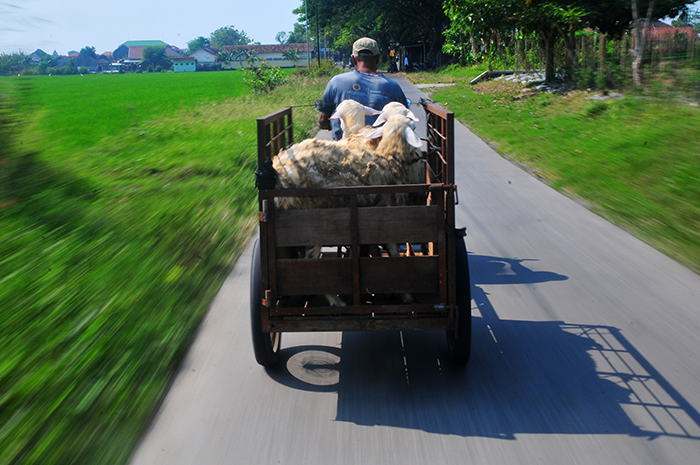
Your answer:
[190,47,220,71]
[221,43,311,69]
[172,56,196,73]
[113,40,181,60]
[29,49,48,64]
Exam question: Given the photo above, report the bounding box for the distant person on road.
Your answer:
[404,56,409,71]
[317,37,408,140]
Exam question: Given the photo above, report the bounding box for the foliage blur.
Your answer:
[0,71,327,465]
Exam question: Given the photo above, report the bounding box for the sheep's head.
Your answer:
[373,101,419,129]
[330,99,382,138]
[368,114,423,157]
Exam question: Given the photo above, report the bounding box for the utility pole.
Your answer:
[316,0,321,66]
[305,0,310,67]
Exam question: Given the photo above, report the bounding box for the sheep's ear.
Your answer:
[364,105,382,116]
[405,128,423,148]
[406,110,419,122]
[329,109,344,120]
[365,126,384,139]
[372,113,388,127]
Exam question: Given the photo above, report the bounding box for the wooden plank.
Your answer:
[360,256,439,294]
[270,316,455,332]
[275,256,439,298]
[358,205,439,244]
[271,303,447,316]
[276,258,352,295]
[276,209,351,246]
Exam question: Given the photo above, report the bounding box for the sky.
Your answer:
[0,0,301,55]
[1,1,699,56]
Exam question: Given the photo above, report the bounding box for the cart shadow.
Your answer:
[266,253,700,440]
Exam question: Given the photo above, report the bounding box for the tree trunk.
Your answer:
[470,36,480,60]
[565,29,577,70]
[544,28,556,83]
[631,0,656,87]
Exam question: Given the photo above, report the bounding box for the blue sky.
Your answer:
[0,0,301,54]
[1,1,698,56]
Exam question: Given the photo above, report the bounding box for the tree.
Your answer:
[282,49,301,62]
[142,46,167,64]
[210,26,253,50]
[37,55,56,74]
[294,0,449,62]
[443,0,517,65]
[287,23,309,44]
[187,36,210,54]
[0,52,32,75]
[79,46,97,58]
[275,31,289,44]
[519,1,586,83]
[672,6,700,32]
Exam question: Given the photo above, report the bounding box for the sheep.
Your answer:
[373,101,419,129]
[274,113,423,208]
[329,99,382,138]
[272,113,424,306]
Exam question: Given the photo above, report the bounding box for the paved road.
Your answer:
[130,75,700,465]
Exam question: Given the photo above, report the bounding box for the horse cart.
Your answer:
[250,101,471,367]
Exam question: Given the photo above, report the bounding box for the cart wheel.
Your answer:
[250,239,281,367]
[446,235,471,365]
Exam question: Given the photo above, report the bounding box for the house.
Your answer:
[190,47,220,71]
[113,40,182,60]
[221,43,312,69]
[172,56,196,73]
[29,49,48,64]
[97,55,113,72]
[647,20,695,40]
[75,54,97,72]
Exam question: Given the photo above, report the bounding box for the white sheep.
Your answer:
[372,101,419,129]
[329,99,382,138]
[272,113,424,306]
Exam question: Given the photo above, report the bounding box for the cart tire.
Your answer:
[446,236,471,365]
[250,239,281,367]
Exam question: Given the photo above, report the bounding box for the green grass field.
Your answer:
[1,70,327,465]
[3,63,699,465]
[420,67,700,273]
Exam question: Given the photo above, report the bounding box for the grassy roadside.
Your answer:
[1,71,328,465]
[408,66,700,274]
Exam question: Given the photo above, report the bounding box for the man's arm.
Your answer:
[318,112,332,130]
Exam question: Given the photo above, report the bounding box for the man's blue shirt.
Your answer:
[318,70,408,140]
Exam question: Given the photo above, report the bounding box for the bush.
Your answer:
[242,59,287,93]
[293,59,341,78]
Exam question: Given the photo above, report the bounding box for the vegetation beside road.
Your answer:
[3,59,699,465]
[409,65,700,273]
[0,70,327,465]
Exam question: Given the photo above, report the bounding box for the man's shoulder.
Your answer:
[328,71,358,84]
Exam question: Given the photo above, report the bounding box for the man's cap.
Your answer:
[352,37,380,57]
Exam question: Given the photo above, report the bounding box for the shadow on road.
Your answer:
[266,253,700,440]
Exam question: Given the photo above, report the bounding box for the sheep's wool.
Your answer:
[272,113,421,211]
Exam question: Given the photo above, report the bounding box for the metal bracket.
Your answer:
[260,199,269,223]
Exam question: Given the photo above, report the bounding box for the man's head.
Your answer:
[351,37,380,73]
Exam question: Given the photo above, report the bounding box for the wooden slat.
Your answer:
[358,205,439,244]
[270,316,455,332]
[276,258,352,295]
[274,256,440,298]
[360,256,439,294]
[272,303,449,316]
[276,209,351,246]
[275,205,440,246]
